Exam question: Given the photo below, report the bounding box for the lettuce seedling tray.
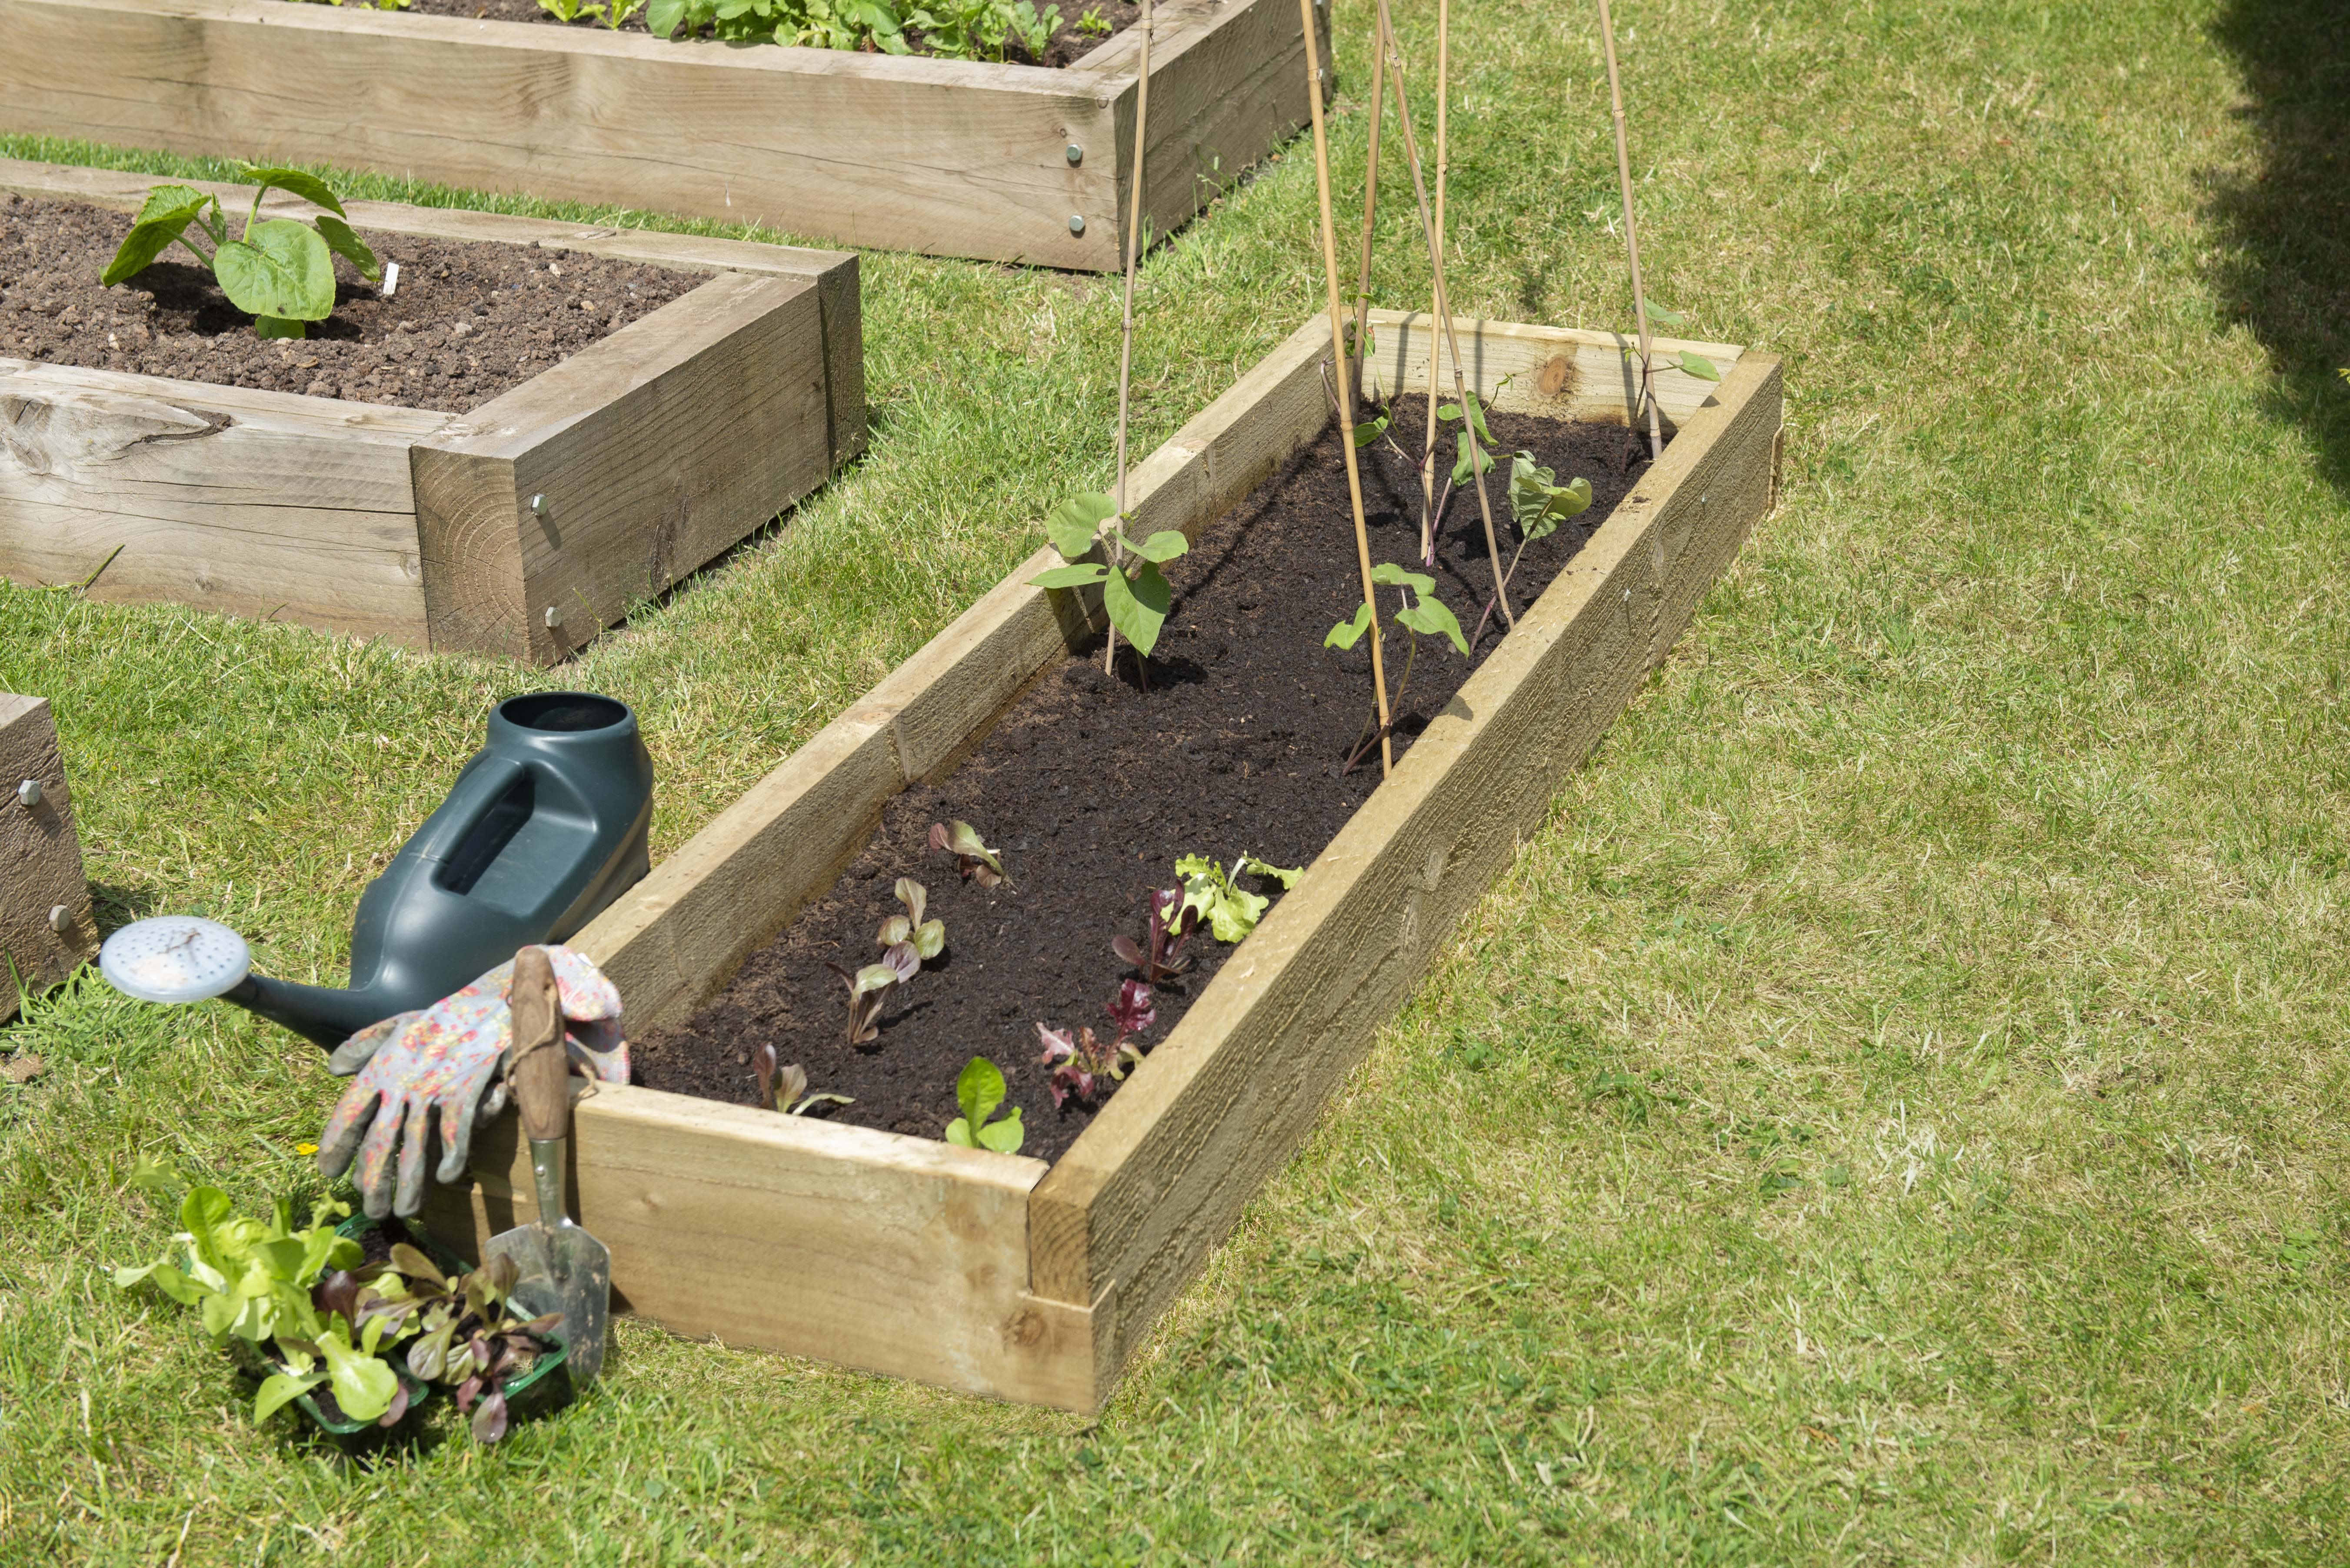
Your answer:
[0,0,1328,269]
[0,159,861,661]
[424,310,1781,1410]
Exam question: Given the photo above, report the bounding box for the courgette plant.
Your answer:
[101,166,382,341]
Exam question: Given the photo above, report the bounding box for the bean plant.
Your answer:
[1328,564,1469,769]
[102,166,382,341]
[1030,492,1190,673]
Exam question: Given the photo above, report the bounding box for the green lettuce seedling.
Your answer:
[1174,853,1303,943]
[1029,492,1190,664]
[101,166,382,341]
[537,0,645,24]
[650,0,913,50]
[944,1056,1026,1153]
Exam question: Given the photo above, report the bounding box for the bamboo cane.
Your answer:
[1595,0,1663,462]
[1374,0,1512,631]
[1105,0,1155,674]
[1413,0,1450,565]
[1300,0,1393,778]
[1346,17,1388,410]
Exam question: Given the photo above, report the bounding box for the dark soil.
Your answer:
[389,0,1140,69]
[0,194,698,413]
[633,399,1661,1161]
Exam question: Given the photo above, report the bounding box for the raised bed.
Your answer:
[423,310,1782,1409]
[0,0,1329,269]
[0,159,861,662]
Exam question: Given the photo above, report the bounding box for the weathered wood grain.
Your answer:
[1027,353,1784,1367]
[0,358,439,640]
[1363,309,1744,432]
[0,694,94,1021]
[412,271,825,661]
[0,0,1318,268]
[420,1082,1103,1409]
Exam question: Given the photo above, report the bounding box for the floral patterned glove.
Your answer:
[316,946,628,1219]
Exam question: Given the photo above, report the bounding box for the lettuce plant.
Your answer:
[378,1249,562,1444]
[909,0,1059,59]
[1112,887,1200,984]
[650,0,911,50]
[930,820,1010,889]
[879,877,947,968]
[943,1057,1025,1153]
[537,0,644,23]
[1029,492,1190,667]
[752,1044,855,1116]
[825,943,918,1045]
[1174,853,1303,943]
[101,166,382,341]
[1037,980,1156,1108]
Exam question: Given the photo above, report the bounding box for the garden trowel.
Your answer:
[483,948,612,1385]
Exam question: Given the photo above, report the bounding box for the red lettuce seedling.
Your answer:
[930,820,1011,889]
[1037,980,1158,1108]
[751,1043,856,1116]
[824,942,919,1045]
[1112,887,1200,984]
[879,877,947,968]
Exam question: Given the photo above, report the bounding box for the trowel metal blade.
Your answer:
[483,1218,611,1388]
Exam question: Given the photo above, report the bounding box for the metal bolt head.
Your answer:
[544,605,563,630]
[48,904,70,934]
[15,778,39,808]
[1069,214,1087,235]
[1065,143,1083,166]
[530,493,548,517]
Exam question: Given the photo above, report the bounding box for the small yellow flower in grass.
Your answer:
[296,1143,319,1157]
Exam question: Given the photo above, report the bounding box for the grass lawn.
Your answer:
[3,0,2346,1561]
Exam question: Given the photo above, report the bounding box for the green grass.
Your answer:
[4,0,2347,1561]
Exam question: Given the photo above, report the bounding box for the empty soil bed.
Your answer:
[633,399,1663,1161]
[0,193,697,411]
[379,0,1139,67]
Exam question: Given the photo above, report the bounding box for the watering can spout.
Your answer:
[100,692,654,1047]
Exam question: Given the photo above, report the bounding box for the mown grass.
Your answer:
[4,0,2347,1562]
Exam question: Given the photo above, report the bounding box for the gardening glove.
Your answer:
[316,945,628,1220]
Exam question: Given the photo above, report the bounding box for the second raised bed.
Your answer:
[423,309,1782,1409]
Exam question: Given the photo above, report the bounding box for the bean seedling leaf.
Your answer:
[1324,601,1374,651]
[1641,296,1687,328]
[1674,349,1722,382]
[1351,412,1391,448]
[1507,452,1594,544]
[1116,529,1190,565]
[1047,492,1118,559]
[1395,593,1470,658]
[1031,563,1111,590]
[1102,560,1172,656]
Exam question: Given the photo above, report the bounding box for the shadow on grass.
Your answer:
[2206,1,2350,495]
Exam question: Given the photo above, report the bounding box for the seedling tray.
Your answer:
[424,310,1782,1410]
[0,158,862,662]
[0,0,1329,269]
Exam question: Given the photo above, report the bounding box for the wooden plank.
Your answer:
[410,270,827,661]
[419,1083,1104,1410]
[0,694,94,1021]
[1363,309,1745,434]
[0,0,1132,267]
[1027,351,1784,1371]
[0,358,438,641]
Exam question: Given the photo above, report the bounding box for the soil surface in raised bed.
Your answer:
[386,0,1140,69]
[633,397,1663,1161]
[0,194,698,412]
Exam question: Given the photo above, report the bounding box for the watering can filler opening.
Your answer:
[100,691,655,1047]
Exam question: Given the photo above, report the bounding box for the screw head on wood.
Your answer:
[1069,214,1087,235]
[14,778,38,808]
[48,905,70,933]
[544,605,563,630]
[1066,143,1083,165]
[530,493,549,517]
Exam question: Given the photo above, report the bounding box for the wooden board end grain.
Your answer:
[0,694,95,1021]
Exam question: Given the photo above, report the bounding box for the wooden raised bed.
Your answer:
[0,159,862,663]
[0,0,1330,270]
[0,693,95,1023]
[425,310,1782,1409]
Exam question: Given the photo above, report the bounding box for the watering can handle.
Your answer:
[508,948,571,1146]
[403,754,531,867]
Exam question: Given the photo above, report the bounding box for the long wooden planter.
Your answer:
[0,159,862,663]
[0,0,1328,270]
[425,311,1782,1409]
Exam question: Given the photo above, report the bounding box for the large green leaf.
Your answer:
[213,221,336,322]
[235,165,350,219]
[1102,560,1172,656]
[1370,561,1435,595]
[1115,528,1188,565]
[1507,452,1593,543]
[1395,591,1470,658]
[102,190,213,286]
[1674,349,1723,382]
[253,1370,326,1423]
[647,0,689,32]
[1046,492,1117,559]
[1324,601,1373,650]
[1029,562,1109,590]
[313,214,382,283]
[318,1328,397,1422]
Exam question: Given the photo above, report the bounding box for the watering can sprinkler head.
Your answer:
[97,691,656,1049]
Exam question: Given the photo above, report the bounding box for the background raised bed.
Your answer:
[0,159,862,662]
[424,309,1779,1410]
[0,0,1330,269]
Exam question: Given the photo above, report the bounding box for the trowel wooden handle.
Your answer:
[507,947,571,1144]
